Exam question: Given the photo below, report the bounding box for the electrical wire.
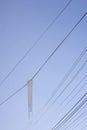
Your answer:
[53,99,87,130]
[60,104,87,130]
[60,76,87,106]
[70,114,87,130]
[64,83,87,108]
[42,47,87,109]
[63,110,87,130]
[0,13,87,107]
[32,47,87,125]
[0,0,73,88]
[52,93,87,129]
[52,93,87,130]
[32,61,87,125]
[51,60,87,106]
[32,13,87,80]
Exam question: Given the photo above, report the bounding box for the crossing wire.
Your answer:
[60,103,87,130]
[64,82,87,108]
[0,13,87,107]
[42,47,87,109]
[63,109,87,130]
[33,61,87,125]
[52,93,87,130]
[60,75,87,106]
[0,0,73,88]
[51,60,87,106]
[66,112,87,130]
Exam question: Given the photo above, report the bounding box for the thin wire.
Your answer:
[60,104,87,130]
[59,106,87,130]
[65,110,87,130]
[53,99,87,130]
[51,60,87,106]
[42,47,87,109]
[0,0,73,88]
[32,13,87,80]
[52,93,87,130]
[60,76,87,106]
[32,47,87,124]
[33,61,87,125]
[64,83,87,108]
[70,114,87,130]
[0,13,87,107]
[52,94,87,130]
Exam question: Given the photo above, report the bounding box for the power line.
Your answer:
[0,0,73,88]
[60,103,87,130]
[52,93,87,129]
[60,75,87,106]
[52,98,87,130]
[32,13,87,80]
[32,47,87,124]
[64,83,87,108]
[69,113,87,130]
[64,110,87,130]
[42,47,87,109]
[51,60,87,106]
[52,93,87,130]
[32,61,87,125]
[0,13,87,107]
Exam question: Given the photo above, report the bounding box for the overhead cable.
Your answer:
[0,0,73,88]
[52,93,87,130]
[60,76,87,106]
[0,13,87,107]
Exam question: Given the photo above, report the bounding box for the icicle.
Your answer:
[27,79,33,119]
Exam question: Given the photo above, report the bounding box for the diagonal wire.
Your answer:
[51,60,87,106]
[0,0,73,88]
[32,61,87,125]
[60,76,87,106]
[52,93,87,129]
[60,103,87,130]
[70,113,87,130]
[64,83,87,108]
[42,47,87,109]
[52,93,87,130]
[0,12,87,107]
[32,13,87,80]
[32,47,87,124]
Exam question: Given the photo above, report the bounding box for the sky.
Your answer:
[0,0,87,130]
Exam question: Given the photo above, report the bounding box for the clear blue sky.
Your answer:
[0,0,87,130]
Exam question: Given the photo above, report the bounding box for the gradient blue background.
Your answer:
[0,0,87,130]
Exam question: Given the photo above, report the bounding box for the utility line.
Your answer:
[51,60,87,106]
[64,110,87,130]
[69,113,87,130]
[52,94,87,130]
[32,13,87,80]
[0,13,87,107]
[0,0,73,88]
[52,93,87,130]
[60,104,87,130]
[60,75,87,106]
[42,47,87,109]
[52,93,87,129]
[32,46,87,124]
[32,61,87,125]
[64,82,87,108]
